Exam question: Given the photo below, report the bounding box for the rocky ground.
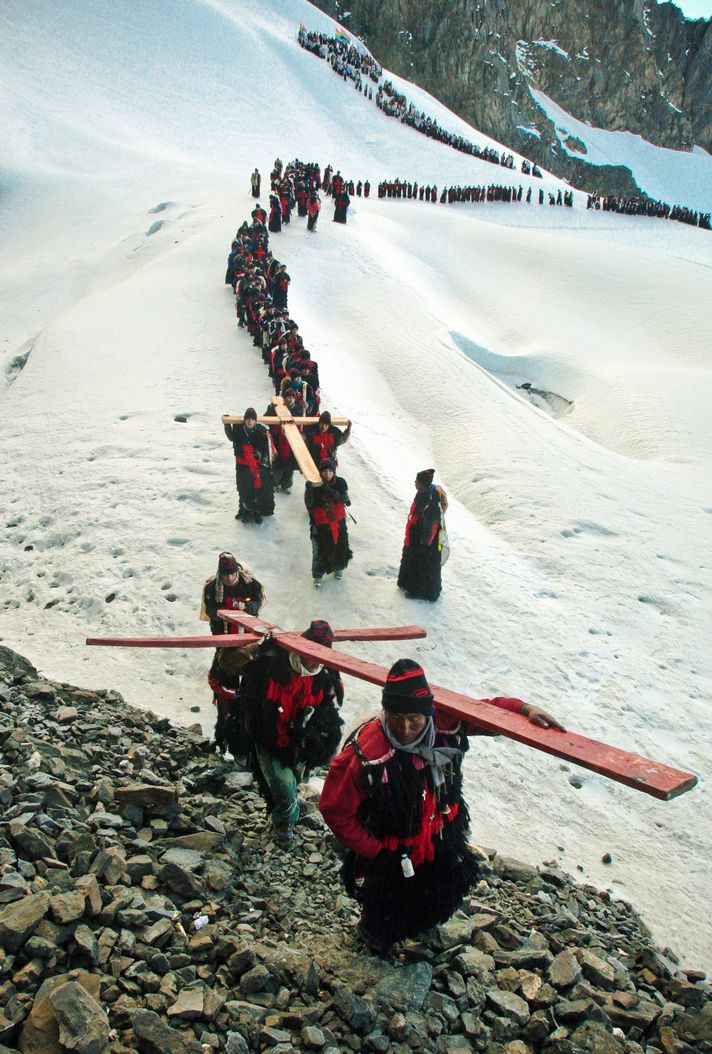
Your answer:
[0,645,709,1054]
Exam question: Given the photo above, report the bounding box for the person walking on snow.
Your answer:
[307,191,321,232]
[333,188,350,223]
[200,551,265,635]
[304,410,351,467]
[397,469,447,602]
[224,407,275,523]
[305,458,352,585]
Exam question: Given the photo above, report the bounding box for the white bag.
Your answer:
[439,514,450,566]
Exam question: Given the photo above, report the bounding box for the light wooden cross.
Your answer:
[87,613,697,801]
[222,395,350,484]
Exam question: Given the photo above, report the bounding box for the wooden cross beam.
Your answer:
[86,614,698,800]
[223,396,351,485]
[86,623,426,651]
[219,612,697,801]
[86,633,263,650]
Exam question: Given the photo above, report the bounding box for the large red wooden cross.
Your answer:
[86,614,697,801]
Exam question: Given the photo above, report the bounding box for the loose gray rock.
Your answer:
[372,961,433,1012]
[133,1008,203,1053]
[486,987,530,1025]
[549,948,583,988]
[0,891,51,951]
[49,981,110,1054]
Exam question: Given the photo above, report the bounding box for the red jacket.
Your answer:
[319,699,524,860]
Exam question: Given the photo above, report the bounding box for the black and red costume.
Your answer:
[307,194,321,232]
[208,649,251,757]
[304,420,348,466]
[320,693,525,949]
[397,481,443,601]
[224,420,274,522]
[242,625,344,832]
[333,190,350,223]
[242,644,344,771]
[305,473,352,579]
[201,569,264,635]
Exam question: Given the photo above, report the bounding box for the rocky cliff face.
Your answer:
[313,0,711,196]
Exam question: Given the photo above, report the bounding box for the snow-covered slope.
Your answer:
[530,88,712,212]
[1,0,711,969]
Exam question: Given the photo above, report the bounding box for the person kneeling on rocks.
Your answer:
[319,659,564,954]
[241,621,344,847]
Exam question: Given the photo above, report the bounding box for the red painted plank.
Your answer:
[86,634,262,649]
[332,626,427,642]
[217,611,276,635]
[273,634,697,801]
[216,614,427,643]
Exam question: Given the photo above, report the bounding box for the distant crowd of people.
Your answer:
[298,25,381,95]
[378,178,575,207]
[299,25,542,178]
[376,79,539,176]
[298,25,709,235]
[587,192,710,230]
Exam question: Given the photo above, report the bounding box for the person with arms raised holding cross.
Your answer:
[224,407,274,524]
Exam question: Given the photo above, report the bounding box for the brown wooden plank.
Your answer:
[272,396,323,484]
[222,415,350,426]
[272,633,698,800]
[86,633,262,649]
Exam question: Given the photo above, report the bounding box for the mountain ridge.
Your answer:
[311,0,711,196]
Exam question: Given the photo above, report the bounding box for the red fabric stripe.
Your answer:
[386,667,425,683]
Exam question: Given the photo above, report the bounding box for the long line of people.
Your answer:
[206,158,570,963]
[587,192,710,230]
[378,178,575,207]
[224,159,355,585]
[299,26,709,235]
[299,25,541,179]
[298,25,381,93]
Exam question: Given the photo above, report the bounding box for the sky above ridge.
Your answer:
[659,0,712,18]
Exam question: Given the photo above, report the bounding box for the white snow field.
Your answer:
[530,88,712,213]
[1,0,711,969]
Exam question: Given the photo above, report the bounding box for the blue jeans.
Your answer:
[255,747,302,829]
